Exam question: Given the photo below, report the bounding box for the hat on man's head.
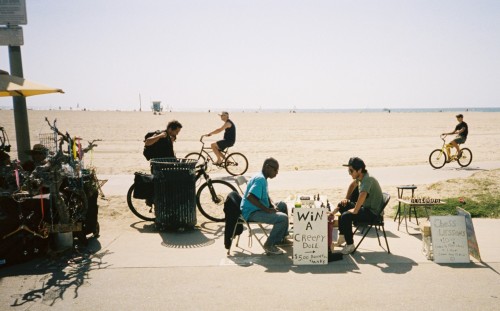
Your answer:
[218,111,229,116]
[26,144,48,155]
[342,157,366,170]
[456,114,464,118]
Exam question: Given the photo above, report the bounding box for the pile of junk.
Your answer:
[0,118,105,266]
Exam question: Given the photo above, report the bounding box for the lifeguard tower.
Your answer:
[151,101,163,115]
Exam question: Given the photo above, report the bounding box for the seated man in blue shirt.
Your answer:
[240,157,289,255]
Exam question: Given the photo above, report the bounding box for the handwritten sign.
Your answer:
[456,207,481,262]
[430,216,469,263]
[293,208,328,265]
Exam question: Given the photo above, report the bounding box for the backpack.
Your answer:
[143,130,161,160]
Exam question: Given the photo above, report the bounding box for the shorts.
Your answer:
[216,140,234,151]
[453,136,466,144]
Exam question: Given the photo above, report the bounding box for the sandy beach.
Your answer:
[2,109,499,221]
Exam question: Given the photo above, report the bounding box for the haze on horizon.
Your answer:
[1,0,499,112]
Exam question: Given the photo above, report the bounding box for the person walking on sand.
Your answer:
[442,114,468,162]
[334,157,383,255]
[240,157,289,255]
[205,111,236,165]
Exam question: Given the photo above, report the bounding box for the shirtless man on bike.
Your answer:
[442,114,468,162]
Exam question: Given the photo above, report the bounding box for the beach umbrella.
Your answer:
[0,69,64,97]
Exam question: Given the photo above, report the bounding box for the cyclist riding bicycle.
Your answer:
[442,114,468,162]
[206,111,236,165]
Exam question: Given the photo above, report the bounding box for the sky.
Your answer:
[1,0,499,111]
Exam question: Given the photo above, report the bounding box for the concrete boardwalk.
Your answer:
[1,162,500,310]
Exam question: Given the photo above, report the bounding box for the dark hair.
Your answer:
[167,120,183,131]
[262,157,279,170]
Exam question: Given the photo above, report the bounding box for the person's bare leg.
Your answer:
[211,143,223,164]
[450,141,461,157]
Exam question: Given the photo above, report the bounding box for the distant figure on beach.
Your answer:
[333,157,383,255]
[240,157,289,255]
[442,114,468,162]
[144,120,183,159]
[22,144,48,173]
[206,111,236,165]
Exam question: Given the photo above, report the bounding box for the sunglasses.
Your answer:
[348,168,355,174]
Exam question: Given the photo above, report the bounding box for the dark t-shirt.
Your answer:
[455,121,468,139]
[223,119,236,145]
[149,135,175,159]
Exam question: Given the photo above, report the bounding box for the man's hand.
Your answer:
[265,207,277,214]
[339,199,349,206]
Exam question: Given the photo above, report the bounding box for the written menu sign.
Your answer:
[430,216,469,263]
[293,208,328,265]
[0,0,27,25]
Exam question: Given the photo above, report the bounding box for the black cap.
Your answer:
[343,157,366,170]
[456,114,463,118]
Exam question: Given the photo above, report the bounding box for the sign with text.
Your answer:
[0,26,23,45]
[293,208,328,265]
[456,207,481,262]
[430,215,469,263]
[0,0,27,25]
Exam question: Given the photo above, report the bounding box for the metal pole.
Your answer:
[8,45,31,163]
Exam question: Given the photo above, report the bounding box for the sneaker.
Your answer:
[341,244,356,255]
[334,235,346,247]
[264,245,284,255]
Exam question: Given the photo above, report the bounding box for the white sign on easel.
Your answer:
[293,208,328,265]
[430,215,469,263]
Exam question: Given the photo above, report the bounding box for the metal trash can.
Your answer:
[151,158,197,231]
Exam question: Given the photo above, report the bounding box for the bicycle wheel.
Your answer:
[196,180,237,222]
[429,149,446,169]
[127,184,155,221]
[185,152,213,173]
[224,152,248,176]
[457,148,473,167]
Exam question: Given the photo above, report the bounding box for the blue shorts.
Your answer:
[453,136,466,144]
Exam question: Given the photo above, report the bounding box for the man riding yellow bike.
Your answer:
[442,114,468,162]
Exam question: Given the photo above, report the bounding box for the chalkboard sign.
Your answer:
[456,207,481,262]
[293,208,328,265]
[430,216,469,263]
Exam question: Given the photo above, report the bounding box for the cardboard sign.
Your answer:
[293,208,328,265]
[430,216,469,263]
[456,207,481,262]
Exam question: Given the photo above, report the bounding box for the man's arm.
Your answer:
[207,121,231,137]
[246,193,276,214]
[349,191,367,215]
[144,132,168,146]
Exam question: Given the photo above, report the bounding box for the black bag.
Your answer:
[143,130,161,160]
[133,172,154,200]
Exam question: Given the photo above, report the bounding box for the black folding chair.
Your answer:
[353,192,391,254]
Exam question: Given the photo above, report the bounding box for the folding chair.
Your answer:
[225,179,270,255]
[353,192,391,254]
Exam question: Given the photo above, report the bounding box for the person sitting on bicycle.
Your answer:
[442,114,468,162]
[206,111,236,165]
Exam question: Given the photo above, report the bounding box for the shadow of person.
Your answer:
[352,251,417,274]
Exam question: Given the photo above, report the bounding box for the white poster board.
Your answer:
[456,207,481,262]
[293,208,328,265]
[430,216,469,263]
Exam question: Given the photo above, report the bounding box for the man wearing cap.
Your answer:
[333,157,383,255]
[442,114,468,162]
[22,144,49,173]
[206,111,236,165]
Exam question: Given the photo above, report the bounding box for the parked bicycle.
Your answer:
[127,161,237,222]
[428,134,473,169]
[184,135,248,176]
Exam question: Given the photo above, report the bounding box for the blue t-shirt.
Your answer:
[240,172,270,220]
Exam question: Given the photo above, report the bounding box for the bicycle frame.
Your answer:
[195,136,229,164]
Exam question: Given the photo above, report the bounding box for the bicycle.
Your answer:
[127,161,237,222]
[184,135,248,176]
[428,134,473,169]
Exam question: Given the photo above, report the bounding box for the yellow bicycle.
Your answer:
[428,134,472,169]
